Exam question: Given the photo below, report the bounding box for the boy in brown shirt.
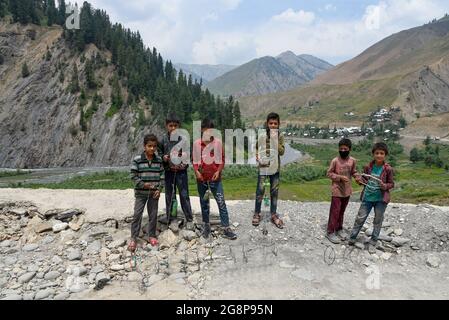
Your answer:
[326,138,361,244]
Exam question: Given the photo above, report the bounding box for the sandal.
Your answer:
[128,239,137,252]
[149,237,159,247]
[271,214,284,229]
[252,213,261,226]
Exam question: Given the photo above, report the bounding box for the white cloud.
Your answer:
[72,0,449,65]
[192,32,256,65]
[324,4,337,12]
[271,8,315,25]
[220,0,242,11]
[255,0,449,64]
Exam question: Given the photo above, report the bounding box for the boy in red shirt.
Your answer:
[193,119,237,240]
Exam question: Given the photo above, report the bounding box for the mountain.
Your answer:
[313,16,449,85]
[206,51,333,98]
[0,1,243,168]
[239,17,449,138]
[277,51,333,81]
[173,63,236,83]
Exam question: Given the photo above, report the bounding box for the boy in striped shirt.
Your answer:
[128,134,165,252]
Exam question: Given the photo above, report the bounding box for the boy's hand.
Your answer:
[153,190,161,199]
[212,171,220,181]
[195,170,203,182]
[144,183,152,189]
[380,182,387,190]
[163,155,170,162]
[340,176,349,183]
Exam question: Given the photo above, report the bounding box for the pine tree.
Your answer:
[0,0,7,18]
[110,75,123,111]
[85,57,96,89]
[58,0,66,25]
[46,0,57,26]
[233,101,242,129]
[409,148,420,163]
[21,62,30,78]
[70,64,80,93]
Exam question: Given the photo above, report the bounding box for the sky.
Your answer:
[72,0,449,66]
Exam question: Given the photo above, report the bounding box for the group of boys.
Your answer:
[128,112,395,255]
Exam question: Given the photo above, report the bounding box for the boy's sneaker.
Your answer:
[202,223,211,239]
[348,238,357,246]
[169,219,180,233]
[368,243,377,254]
[223,228,237,240]
[326,233,341,244]
[185,221,195,231]
[337,229,348,240]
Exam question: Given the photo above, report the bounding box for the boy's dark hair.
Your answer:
[166,113,180,125]
[339,138,352,150]
[266,112,280,124]
[201,118,215,129]
[372,142,389,155]
[144,134,158,145]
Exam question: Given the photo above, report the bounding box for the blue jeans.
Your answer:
[350,201,387,244]
[197,180,230,228]
[165,170,193,221]
[255,172,279,215]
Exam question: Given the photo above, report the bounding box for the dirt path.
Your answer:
[1,190,448,300]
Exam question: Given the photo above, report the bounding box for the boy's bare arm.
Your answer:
[351,159,363,184]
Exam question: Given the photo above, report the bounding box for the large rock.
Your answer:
[42,209,63,220]
[44,271,61,281]
[181,230,197,241]
[34,288,55,300]
[18,272,36,284]
[108,239,127,249]
[54,292,70,300]
[391,237,411,247]
[67,249,82,261]
[68,215,85,231]
[52,222,69,233]
[56,209,83,221]
[110,264,124,271]
[159,230,179,249]
[426,255,441,268]
[22,243,39,252]
[35,222,53,234]
[9,208,28,216]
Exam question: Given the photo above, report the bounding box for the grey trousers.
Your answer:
[131,195,158,239]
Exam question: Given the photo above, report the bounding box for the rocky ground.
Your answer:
[0,189,448,300]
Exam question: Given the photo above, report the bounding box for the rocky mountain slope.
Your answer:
[206,51,333,98]
[0,20,160,169]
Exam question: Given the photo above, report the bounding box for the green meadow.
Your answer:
[3,140,449,206]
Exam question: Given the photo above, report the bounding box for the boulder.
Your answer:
[159,230,179,249]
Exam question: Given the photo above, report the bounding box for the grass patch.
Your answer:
[5,140,449,205]
[0,170,31,178]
